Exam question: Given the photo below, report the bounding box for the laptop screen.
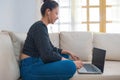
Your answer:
[92,48,106,72]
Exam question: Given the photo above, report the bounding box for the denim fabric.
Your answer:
[60,54,69,59]
[20,54,76,80]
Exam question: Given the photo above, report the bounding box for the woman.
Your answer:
[20,0,83,80]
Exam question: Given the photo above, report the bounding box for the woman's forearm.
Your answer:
[61,50,71,55]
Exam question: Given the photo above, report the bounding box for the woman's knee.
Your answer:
[61,54,69,59]
[62,60,76,75]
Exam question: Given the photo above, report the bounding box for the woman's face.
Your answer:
[48,7,59,24]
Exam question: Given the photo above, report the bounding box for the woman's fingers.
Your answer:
[74,60,83,69]
[71,55,80,61]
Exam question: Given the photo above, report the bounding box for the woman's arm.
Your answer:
[33,25,62,63]
[61,50,80,61]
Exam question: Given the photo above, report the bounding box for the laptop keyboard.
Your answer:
[83,64,97,72]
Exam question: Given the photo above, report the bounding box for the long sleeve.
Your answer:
[50,41,63,54]
[32,25,62,63]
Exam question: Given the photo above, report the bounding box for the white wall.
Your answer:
[0,0,42,32]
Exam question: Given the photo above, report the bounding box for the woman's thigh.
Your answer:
[20,57,76,80]
[29,60,76,78]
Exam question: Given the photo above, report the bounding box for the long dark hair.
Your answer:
[41,0,59,16]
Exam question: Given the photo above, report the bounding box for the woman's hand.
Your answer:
[69,53,80,61]
[61,50,80,61]
[74,60,83,69]
[61,50,83,69]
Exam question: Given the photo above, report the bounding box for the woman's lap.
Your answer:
[20,54,76,80]
[30,60,76,75]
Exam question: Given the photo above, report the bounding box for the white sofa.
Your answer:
[0,30,120,80]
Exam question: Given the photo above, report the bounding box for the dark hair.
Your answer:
[43,0,50,2]
[41,0,59,16]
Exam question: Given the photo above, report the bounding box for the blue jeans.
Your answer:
[20,54,76,80]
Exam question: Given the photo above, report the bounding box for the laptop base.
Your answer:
[77,64,102,74]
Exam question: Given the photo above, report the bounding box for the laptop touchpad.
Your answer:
[78,67,87,72]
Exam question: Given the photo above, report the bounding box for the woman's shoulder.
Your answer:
[28,21,47,34]
[32,21,44,28]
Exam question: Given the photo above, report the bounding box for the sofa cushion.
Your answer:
[93,33,120,61]
[0,32,20,80]
[2,30,60,61]
[49,33,60,48]
[70,61,120,80]
[2,30,27,61]
[60,32,93,61]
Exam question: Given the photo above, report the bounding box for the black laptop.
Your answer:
[77,48,106,74]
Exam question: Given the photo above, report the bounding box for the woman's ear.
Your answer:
[48,11,50,16]
[46,9,50,16]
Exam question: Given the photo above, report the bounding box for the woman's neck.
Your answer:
[41,17,49,26]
